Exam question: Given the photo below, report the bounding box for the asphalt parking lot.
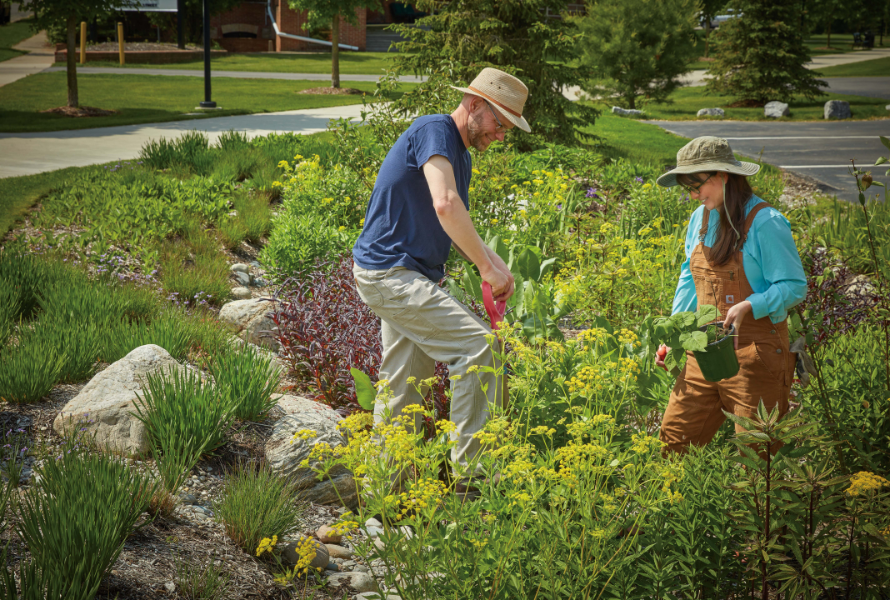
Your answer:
[646,120,890,202]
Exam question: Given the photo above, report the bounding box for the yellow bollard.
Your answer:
[80,22,87,64]
[117,22,125,66]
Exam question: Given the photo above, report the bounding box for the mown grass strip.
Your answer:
[0,72,414,133]
[0,19,34,63]
[0,165,89,237]
[816,56,890,78]
[53,50,399,74]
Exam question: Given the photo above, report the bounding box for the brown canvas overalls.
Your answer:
[660,202,796,453]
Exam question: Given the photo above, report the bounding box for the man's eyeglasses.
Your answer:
[679,173,713,194]
[484,100,507,134]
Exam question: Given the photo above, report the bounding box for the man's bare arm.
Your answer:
[424,155,514,300]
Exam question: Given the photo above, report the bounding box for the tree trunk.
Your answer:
[66,15,79,108]
[627,94,635,110]
[826,20,831,48]
[331,13,340,89]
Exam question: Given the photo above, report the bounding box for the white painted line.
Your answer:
[726,136,882,140]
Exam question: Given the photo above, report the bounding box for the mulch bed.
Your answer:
[40,106,119,118]
[724,99,766,108]
[85,42,204,53]
[298,87,363,95]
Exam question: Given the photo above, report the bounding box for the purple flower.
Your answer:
[586,188,599,199]
[635,177,644,183]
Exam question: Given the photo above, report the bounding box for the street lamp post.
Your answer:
[199,0,216,109]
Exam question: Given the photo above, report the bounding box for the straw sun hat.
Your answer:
[656,136,760,187]
[451,68,531,133]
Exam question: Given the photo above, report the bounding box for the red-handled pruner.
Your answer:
[481,281,507,331]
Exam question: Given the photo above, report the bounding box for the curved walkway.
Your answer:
[0,104,366,178]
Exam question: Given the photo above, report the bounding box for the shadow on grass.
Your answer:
[0,108,252,134]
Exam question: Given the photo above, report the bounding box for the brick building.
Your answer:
[209,0,370,53]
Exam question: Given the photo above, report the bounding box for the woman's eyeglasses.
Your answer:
[679,173,713,194]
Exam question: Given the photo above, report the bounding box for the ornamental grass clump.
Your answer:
[210,343,282,422]
[214,463,304,555]
[9,433,156,600]
[173,556,231,600]
[133,368,235,504]
[0,333,66,403]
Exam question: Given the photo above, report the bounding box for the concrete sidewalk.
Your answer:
[0,31,53,88]
[0,104,366,179]
[42,66,428,84]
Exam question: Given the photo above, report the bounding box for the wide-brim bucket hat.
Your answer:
[451,68,531,133]
[656,136,760,187]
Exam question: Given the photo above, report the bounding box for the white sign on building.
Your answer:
[115,0,179,12]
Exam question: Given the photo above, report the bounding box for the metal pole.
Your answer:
[200,0,216,108]
[176,0,184,49]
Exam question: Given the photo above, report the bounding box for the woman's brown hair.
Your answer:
[678,171,754,266]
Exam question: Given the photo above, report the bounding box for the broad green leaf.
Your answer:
[695,304,720,327]
[875,156,888,166]
[679,330,709,352]
[671,311,696,329]
[516,247,542,282]
[881,135,890,151]
[350,368,376,411]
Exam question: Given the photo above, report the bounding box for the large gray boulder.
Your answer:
[611,106,644,117]
[218,297,279,352]
[52,345,185,456]
[764,101,790,118]
[697,108,725,117]
[824,100,851,120]
[265,395,357,507]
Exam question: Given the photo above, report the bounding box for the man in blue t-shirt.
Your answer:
[352,68,531,495]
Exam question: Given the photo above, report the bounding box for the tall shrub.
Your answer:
[705,0,826,105]
[575,0,700,109]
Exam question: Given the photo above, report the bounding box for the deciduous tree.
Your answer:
[575,0,700,110]
[21,0,120,108]
[286,0,377,89]
[706,0,826,105]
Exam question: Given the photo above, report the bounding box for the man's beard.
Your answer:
[467,112,490,152]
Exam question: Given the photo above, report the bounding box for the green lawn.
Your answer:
[0,19,35,63]
[0,72,415,133]
[816,56,890,77]
[592,86,887,122]
[54,51,400,74]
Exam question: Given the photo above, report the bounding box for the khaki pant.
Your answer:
[352,264,503,474]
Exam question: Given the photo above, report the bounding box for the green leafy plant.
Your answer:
[651,304,722,374]
[0,285,19,348]
[133,368,235,499]
[213,463,304,555]
[210,343,282,422]
[14,433,156,600]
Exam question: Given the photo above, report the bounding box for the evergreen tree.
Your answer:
[389,0,597,150]
[575,0,699,110]
[706,0,826,105]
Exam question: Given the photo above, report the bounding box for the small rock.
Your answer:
[365,526,384,538]
[341,560,356,569]
[886,104,890,111]
[163,581,175,593]
[281,536,329,569]
[356,594,401,600]
[253,277,268,287]
[326,572,376,594]
[317,524,342,544]
[218,297,280,351]
[824,99,851,120]
[233,271,251,286]
[325,562,339,571]
[697,108,724,117]
[231,286,252,300]
[325,544,354,559]
[373,538,386,551]
[230,263,250,274]
[353,564,370,573]
[764,101,790,118]
[611,106,644,117]
[365,517,382,528]
[179,493,198,505]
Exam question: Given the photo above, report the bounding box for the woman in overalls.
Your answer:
[653,136,807,453]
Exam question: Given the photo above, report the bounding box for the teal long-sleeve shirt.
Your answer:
[671,195,807,324]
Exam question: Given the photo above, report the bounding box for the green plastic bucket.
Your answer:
[692,322,739,382]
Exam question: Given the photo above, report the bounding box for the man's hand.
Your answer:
[483,246,514,301]
[724,300,753,349]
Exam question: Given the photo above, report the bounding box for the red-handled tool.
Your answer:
[482,281,507,331]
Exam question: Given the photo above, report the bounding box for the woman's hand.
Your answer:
[655,344,669,371]
[723,300,753,349]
